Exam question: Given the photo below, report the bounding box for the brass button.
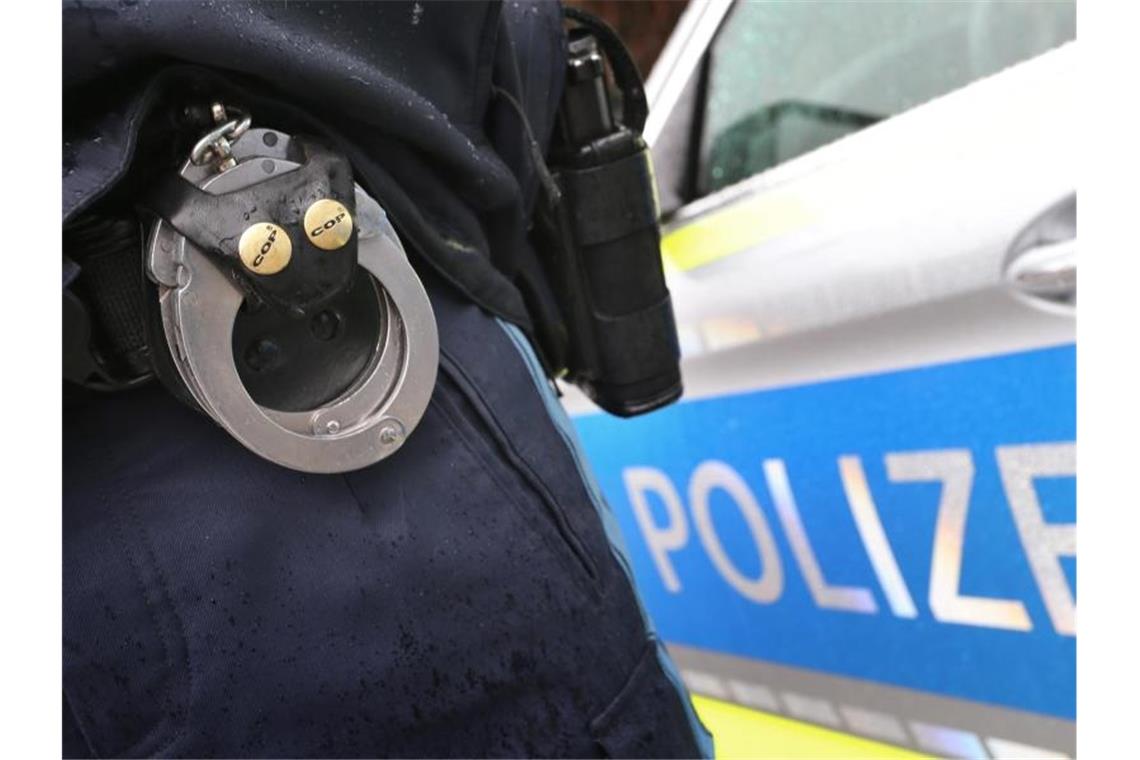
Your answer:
[304,198,353,251]
[238,222,292,275]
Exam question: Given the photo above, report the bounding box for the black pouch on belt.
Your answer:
[531,7,682,418]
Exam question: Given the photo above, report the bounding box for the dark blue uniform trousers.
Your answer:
[63,274,713,758]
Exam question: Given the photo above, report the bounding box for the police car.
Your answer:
[567,2,1076,758]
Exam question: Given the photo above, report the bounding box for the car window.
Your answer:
[697,0,1075,197]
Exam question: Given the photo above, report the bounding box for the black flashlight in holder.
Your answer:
[535,13,682,417]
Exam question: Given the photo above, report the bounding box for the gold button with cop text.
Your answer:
[238,222,292,275]
[304,198,353,251]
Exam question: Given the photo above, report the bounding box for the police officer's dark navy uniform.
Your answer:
[62,1,712,757]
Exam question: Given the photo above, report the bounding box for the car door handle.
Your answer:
[1004,194,1076,310]
[1006,238,1076,300]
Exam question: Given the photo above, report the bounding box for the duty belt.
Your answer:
[64,106,439,474]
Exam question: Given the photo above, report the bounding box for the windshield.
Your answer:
[699,0,1076,196]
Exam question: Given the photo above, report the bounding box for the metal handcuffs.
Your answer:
[146,115,438,473]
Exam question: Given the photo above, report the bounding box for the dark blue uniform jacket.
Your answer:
[62,1,712,756]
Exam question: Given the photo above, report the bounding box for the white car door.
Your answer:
[569,2,1076,758]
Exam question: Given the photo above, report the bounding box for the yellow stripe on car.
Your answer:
[661,192,815,272]
[691,695,930,760]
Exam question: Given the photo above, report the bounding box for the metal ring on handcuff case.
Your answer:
[146,127,438,473]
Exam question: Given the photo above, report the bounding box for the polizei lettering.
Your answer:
[622,443,1076,636]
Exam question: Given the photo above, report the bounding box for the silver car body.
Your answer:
[567,3,1076,758]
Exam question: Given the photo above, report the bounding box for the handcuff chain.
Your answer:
[190,104,252,170]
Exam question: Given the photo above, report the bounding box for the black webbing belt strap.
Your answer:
[63,215,153,390]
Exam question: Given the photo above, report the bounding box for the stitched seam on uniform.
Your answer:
[102,501,184,758]
[438,349,598,579]
[437,350,599,581]
[123,498,194,758]
[62,639,103,758]
[432,378,593,586]
[472,0,502,123]
[496,325,628,562]
[63,684,100,759]
[496,319,716,758]
[339,472,370,520]
[589,640,655,738]
[429,379,597,594]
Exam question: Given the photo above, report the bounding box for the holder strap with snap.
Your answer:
[134,106,439,473]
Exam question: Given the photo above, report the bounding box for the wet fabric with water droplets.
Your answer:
[63,272,705,758]
[63,0,564,330]
[63,1,706,756]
